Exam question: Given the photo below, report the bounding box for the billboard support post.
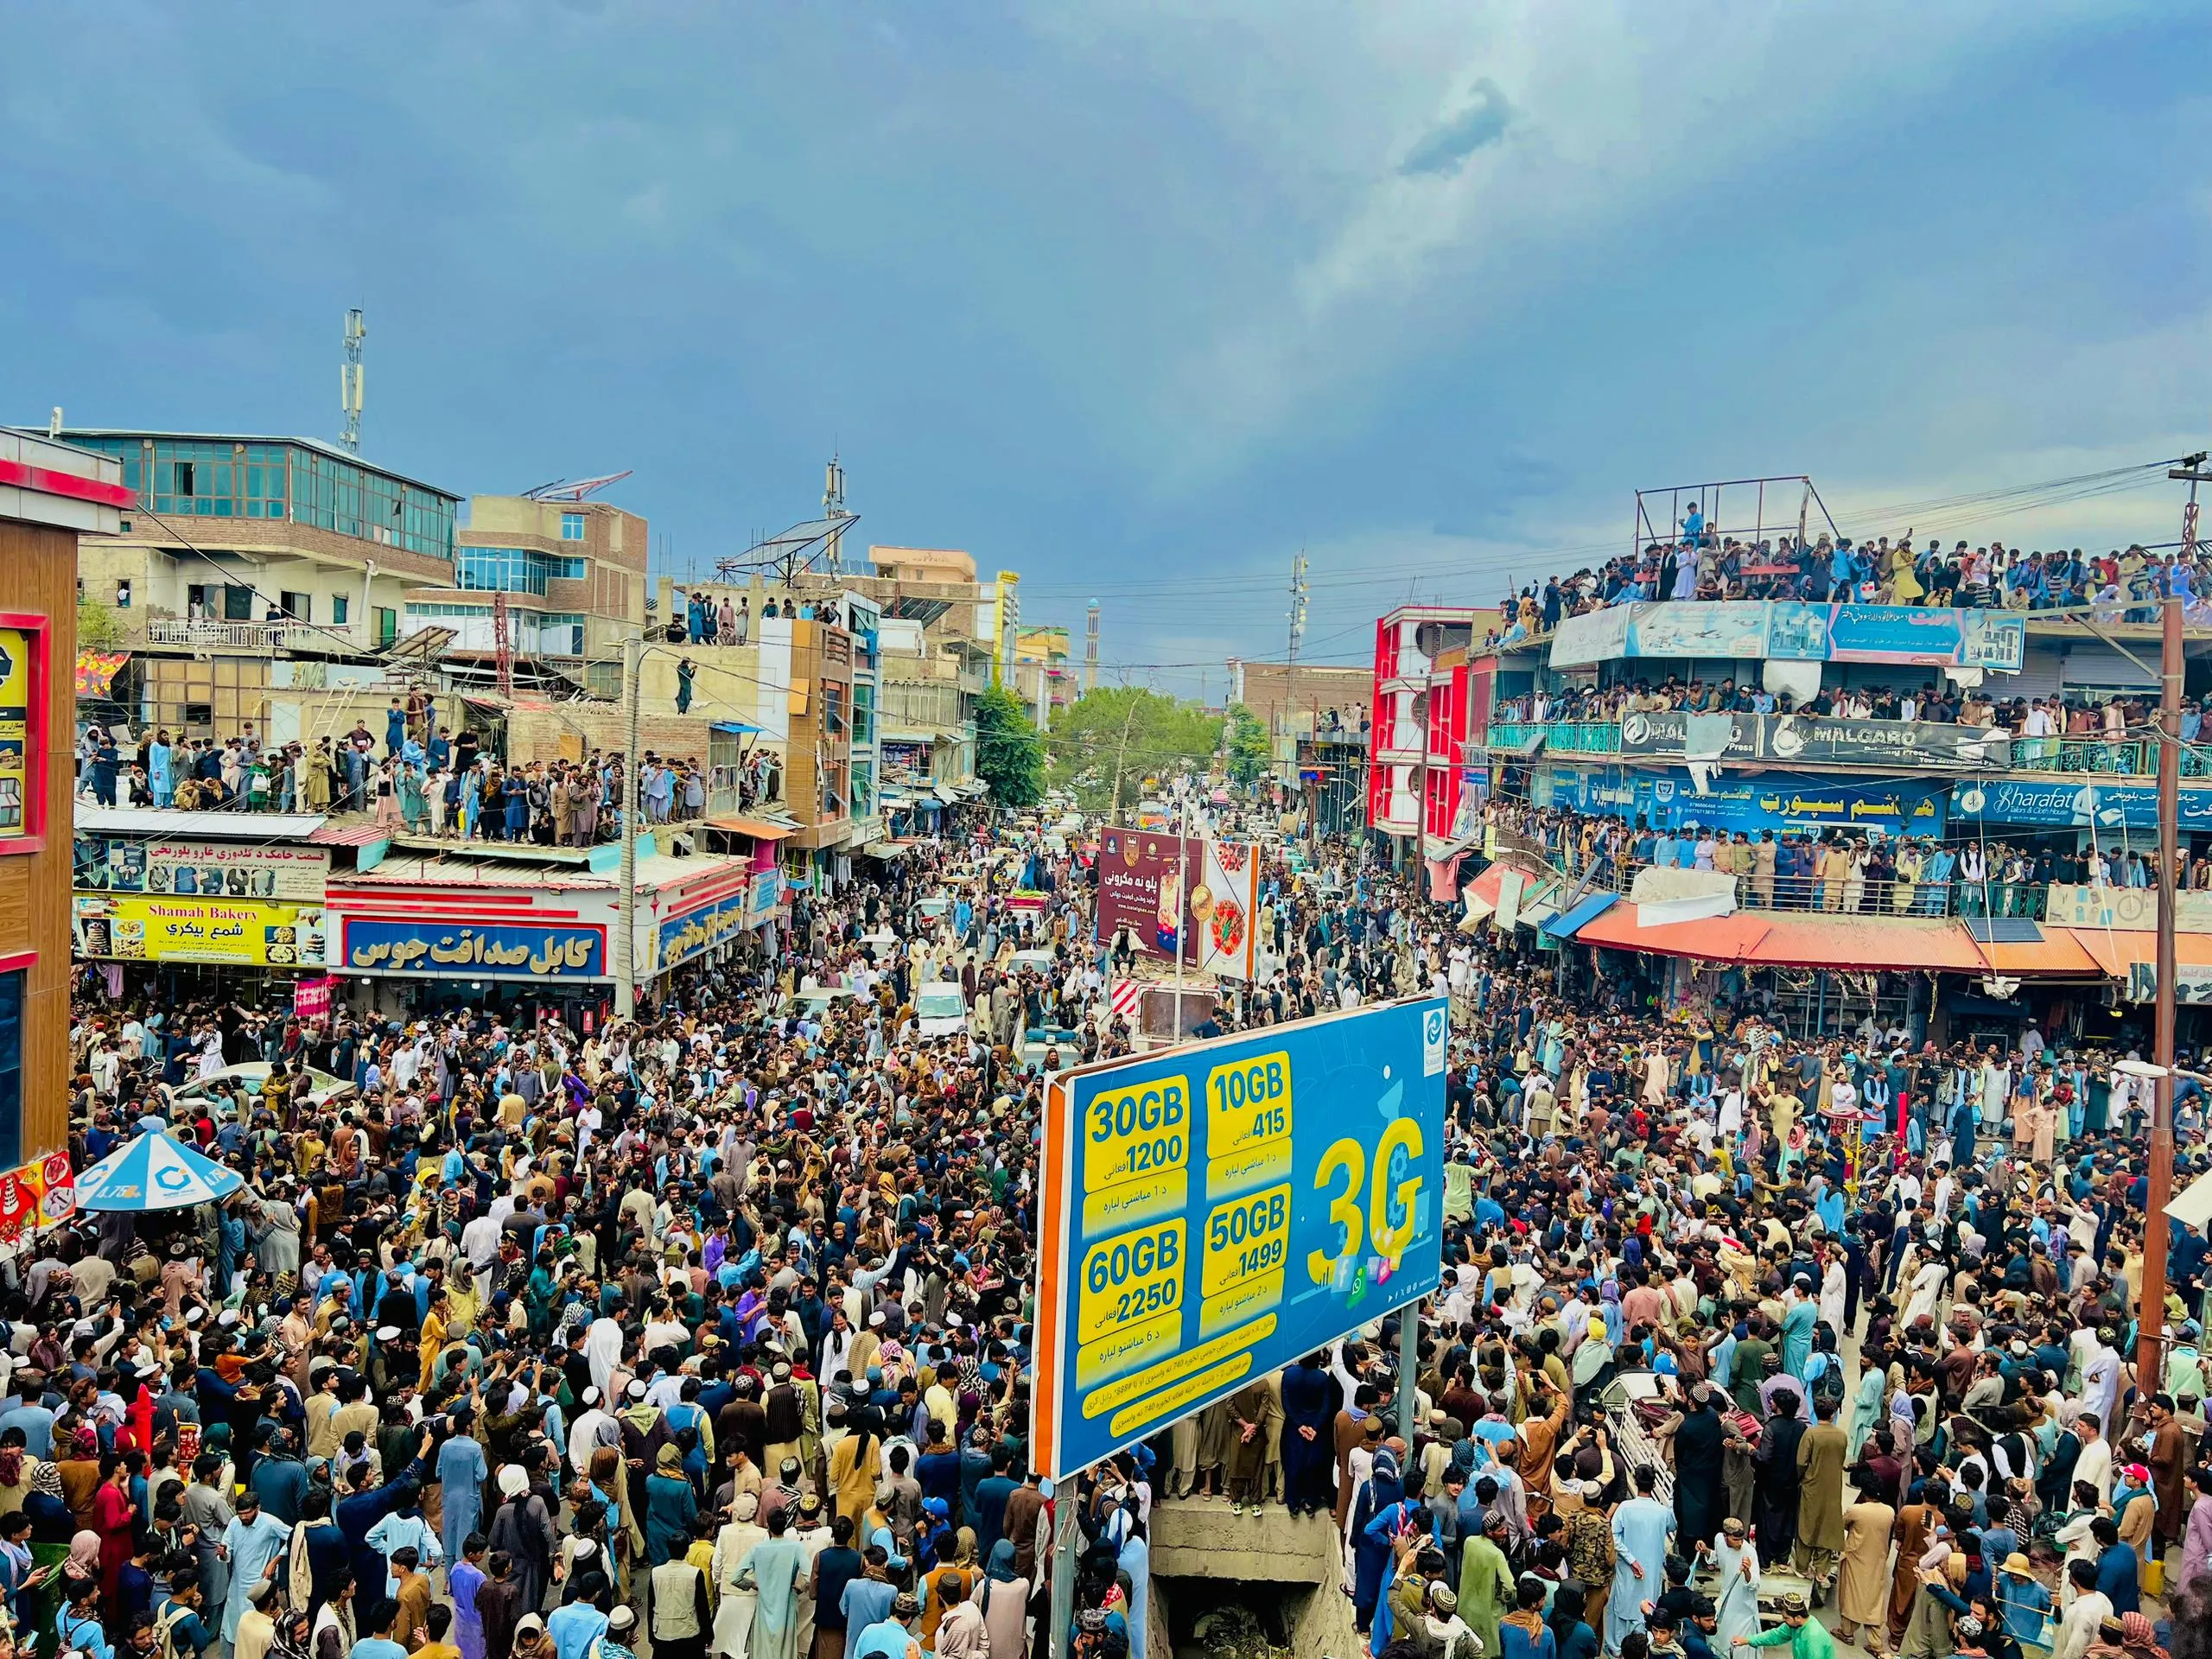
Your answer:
[1047,1491,1078,1659]
[1399,1292,1419,1445]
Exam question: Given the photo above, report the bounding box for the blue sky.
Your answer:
[5,2,2209,695]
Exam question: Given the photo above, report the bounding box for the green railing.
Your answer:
[2008,738,2152,776]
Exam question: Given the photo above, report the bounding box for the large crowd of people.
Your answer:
[73,714,785,837]
[22,803,2212,1659]
[1485,536,2212,650]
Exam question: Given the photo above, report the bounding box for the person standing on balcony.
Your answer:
[148,729,175,808]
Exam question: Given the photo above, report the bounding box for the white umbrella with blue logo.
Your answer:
[73,1132,245,1212]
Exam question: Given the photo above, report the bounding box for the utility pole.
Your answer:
[615,632,643,1020]
[1286,550,1307,836]
[2142,454,2211,1384]
[1107,693,1143,823]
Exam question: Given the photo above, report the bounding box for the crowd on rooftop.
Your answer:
[1487,533,2212,651]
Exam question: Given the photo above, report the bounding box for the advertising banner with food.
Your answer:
[0,1154,76,1243]
[1095,826,1203,968]
[73,896,326,968]
[1029,998,1446,1481]
[1193,838,1259,981]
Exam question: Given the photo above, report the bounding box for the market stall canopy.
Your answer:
[2169,1166,2212,1232]
[75,1133,245,1212]
[1539,892,1618,942]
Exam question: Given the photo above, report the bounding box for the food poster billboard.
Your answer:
[73,836,330,900]
[73,896,326,967]
[1194,839,1259,981]
[1095,827,1203,968]
[1030,997,1446,1482]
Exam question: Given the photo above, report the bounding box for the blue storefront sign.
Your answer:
[1032,1000,1445,1481]
[1952,779,2212,831]
[1546,764,1946,836]
[658,890,751,973]
[1638,771,1948,836]
[341,918,607,978]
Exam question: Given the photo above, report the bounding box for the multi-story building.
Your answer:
[59,429,461,736]
[403,492,648,690]
[0,429,120,1179]
[1011,625,1075,717]
[1452,526,2212,1046]
[1365,605,1486,851]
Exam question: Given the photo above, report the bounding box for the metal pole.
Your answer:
[615,632,642,1020]
[1398,1294,1420,1445]
[1047,1491,1079,1659]
[2138,593,2181,1389]
[1174,785,1190,1029]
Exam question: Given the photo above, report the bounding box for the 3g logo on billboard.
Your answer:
[1306,1118,1427,1284]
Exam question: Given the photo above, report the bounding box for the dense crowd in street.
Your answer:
[22,804,2212,1659]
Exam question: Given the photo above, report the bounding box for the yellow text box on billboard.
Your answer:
[1081,1074,1192,1195]
[1075,1218,1185,1347]
[1081,1315,1277,1419]
[1205,1049,1292,1160]
[1201,1183,1291,1300]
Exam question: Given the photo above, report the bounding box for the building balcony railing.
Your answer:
[146,617,354,652]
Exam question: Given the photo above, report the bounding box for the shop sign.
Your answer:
[1618,711,2006,769]
[1952,779,2212,831]
[745,868,785,926]
[2125,962,2212,1004]
[0,1154,75,1243]
[1618,710,1763,761]
[74,836,330,900]
[658,888,752,972]
[1632,770,1949,836]
[341,919,605,978]
[74,895,325,967]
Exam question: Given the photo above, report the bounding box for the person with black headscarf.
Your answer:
[1753,1384,1807,1568]
[1664,1382,1727,1554]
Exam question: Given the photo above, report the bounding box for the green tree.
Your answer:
[974,683,1046,807]
[1224,703,1272,788]
[1047,686,1224,818]
[77,599,126,650]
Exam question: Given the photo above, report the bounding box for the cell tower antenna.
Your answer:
[340,309,366,454]
[823,454,851,574]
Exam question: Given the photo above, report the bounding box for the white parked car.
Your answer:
[914,982,972,1040]
[165,1062,356,1118]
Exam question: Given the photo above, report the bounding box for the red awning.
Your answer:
[707,815,797,841]
[1573,909,1993,972]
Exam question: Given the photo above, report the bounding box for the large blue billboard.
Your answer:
[1030,999,1446,1481]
